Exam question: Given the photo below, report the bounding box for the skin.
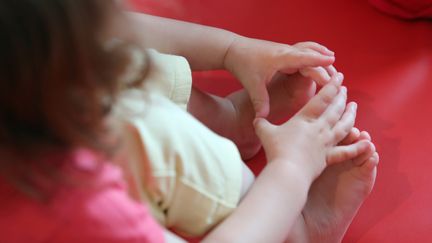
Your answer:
[112,12,379,242]
[188,72,317,160]
[123,12,336,118]
[188,70,378,243]
[202,75,369,242]
[287,131,378,243]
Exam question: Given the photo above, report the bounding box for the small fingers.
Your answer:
[359,130,371,141]
[298,49,337,86]
[300,66,331,86]
[319,86,348,128]
[291,50,335,69]
[327,140,373,165]
[297,75,342,120]
[331,102,357,144]
[293,41,335,56]
[326,65,338,77]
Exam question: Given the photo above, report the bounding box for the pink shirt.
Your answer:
[0,149,164,243]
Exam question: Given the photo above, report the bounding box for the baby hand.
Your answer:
[224,36,336,118]
[253,73,357,182]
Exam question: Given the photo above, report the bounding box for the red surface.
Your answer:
[369,0,432,19]
[128,0,432,242]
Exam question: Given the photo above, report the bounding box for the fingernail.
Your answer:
[341,86,347,93]
[371,142,376,152]
[352,102,358,110]
[334,73,343,85]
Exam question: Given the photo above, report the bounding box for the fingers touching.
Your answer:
[297,73,343,119]
[327,140,373,165]
[293,42,337,85]
[339,127,360,145]
[328,128,378,166]
[300,66,331,85]
[331,102,357,143]
[251,41,337,117]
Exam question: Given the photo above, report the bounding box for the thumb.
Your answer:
[253,118,274,141]
[248,82,270,118]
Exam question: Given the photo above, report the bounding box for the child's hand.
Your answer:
[224,36,336,118]
[253,74,362,182]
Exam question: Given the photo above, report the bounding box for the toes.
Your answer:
[359,131,371,141]
[297,74,342,120]
[339,127,360,145]
[331,102,357,144]
[327,140,371,165]
[352,142,376,166]
[359,152,379,176]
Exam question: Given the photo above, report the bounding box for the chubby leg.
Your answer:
[286,131,379,243]
[188,73,316,160]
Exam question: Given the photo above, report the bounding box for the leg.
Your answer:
[188,73,316,160]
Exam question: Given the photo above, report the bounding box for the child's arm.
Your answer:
[122,12,336,117]
[200,75,359,242]
[124,12,236,71]
[202,159,311,243]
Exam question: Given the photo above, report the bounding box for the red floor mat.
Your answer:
[128,0,432,242]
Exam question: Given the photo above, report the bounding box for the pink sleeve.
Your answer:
[0,156,165,243]
[49,163,165,243]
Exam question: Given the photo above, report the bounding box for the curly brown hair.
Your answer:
[0,0,147,199]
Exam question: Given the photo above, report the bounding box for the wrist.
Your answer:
[222,33,243,73]
[268,159,315,191]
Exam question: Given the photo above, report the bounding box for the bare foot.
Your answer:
[289,131,379,243]
[227,73,316,159]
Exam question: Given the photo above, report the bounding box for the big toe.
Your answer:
[358,152,379,179]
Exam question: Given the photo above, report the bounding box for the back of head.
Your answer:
[0,0,143,199]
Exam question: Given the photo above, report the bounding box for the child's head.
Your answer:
[0,0,146,196]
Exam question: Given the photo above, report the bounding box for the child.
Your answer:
[115,12,379,241]
[0,1,378,242]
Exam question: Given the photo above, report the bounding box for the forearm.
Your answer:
[203,161,311,243]
[125,12,238,71]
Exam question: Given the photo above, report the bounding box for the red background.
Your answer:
[128,0,432,242]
